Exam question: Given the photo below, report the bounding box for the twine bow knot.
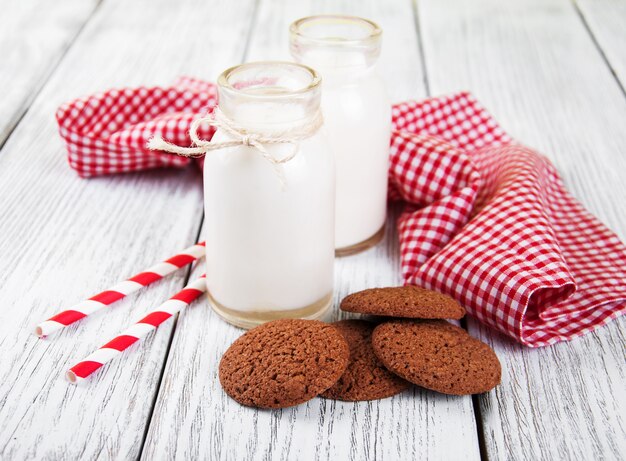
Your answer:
[147,108,323,187]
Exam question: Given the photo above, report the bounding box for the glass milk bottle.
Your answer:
[203,62,335,329]
[290,15,391,256]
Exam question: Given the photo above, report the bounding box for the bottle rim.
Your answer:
[217,61,321,100]
[289,15,382,48]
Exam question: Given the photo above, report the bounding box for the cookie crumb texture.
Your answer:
[341,286,465,319]
[219,319,350,409]
[321,320,411,401]
[372,320,501,395]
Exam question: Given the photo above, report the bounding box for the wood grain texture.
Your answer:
[417,0,626,231]
[575,0,626,91]
[416,0,626,458]
[144,217,482,461]
[0,0,256,459]
[471,316,626,460]
[1,0,624,459]
[0,0,100,146]
[142,1,481,460]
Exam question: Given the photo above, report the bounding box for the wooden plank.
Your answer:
[0,0,100,147]
[574,0,626,91]
[471,314,626,460]
[142,1,482,460]
[416,0,626,458]
[0,0,256,459]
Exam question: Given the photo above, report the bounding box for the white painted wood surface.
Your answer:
[417,0,626,458]
[0,0,254,458]
[0,0,100,145]
[575,0,626,90]
[0,0,624,460]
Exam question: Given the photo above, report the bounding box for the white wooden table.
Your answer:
[1,0,625,459]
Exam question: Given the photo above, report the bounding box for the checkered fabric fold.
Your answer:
[56,78,626,347]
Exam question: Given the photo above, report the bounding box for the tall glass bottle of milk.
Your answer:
[290,15,391,256]
[204,62,335,328]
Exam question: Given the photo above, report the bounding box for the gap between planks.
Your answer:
[0,0,103,153]
[136,213,205,458]
[412,0,490,456]
[570,0,626,98]
[135,0,262,457]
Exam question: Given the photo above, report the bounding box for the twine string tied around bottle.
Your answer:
[147,107,323,187]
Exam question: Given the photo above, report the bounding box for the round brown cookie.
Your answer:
[371,320,501,395]
[340,286,465,320]
[320,320,411,401]
[219,319,350,409]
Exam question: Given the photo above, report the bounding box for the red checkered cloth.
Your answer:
[56,78,626,347]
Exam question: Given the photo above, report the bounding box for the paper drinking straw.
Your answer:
[66,274,207,384]
[35,242,206,338]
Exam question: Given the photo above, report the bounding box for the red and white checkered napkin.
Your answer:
[56,79,626,347]
[56,77,215,176]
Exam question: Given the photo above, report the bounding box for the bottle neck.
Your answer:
[218,97,320,134]
[289,15,382,86]
[298,50,377,86]
[216,62,321,134]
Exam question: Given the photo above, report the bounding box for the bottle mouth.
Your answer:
[218,61,321,99]
[217,61,322,128]
[290,15,382,48]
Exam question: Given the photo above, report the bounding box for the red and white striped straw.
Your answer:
[66,274,207,383]
[35,242,206,338]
